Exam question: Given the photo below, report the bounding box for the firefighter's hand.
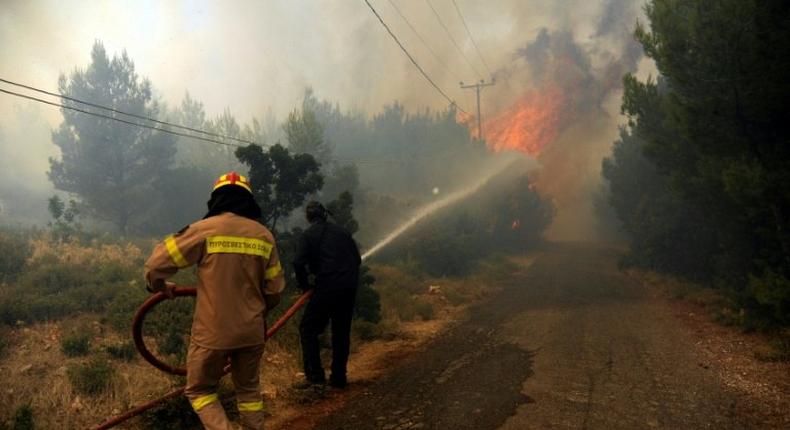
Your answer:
[150,279,176,299]
[162,281,177,299]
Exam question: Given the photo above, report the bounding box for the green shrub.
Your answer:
[0,257,148,328]
[67,357,113,395]
[145,297,194,363]
[0,327,9,358]
[10,404,34,430]
[354,267,381,324]
[748,269,790,327]
[352,320,382,341]
[105,342,136,361]
[0,230,31,284]
[60,331,91,357]
[755,330,790,362]
[139,394,201,430]
[411,230,478,277]
[158,325,187,361]
[443,287,466,306]
[139,383,235,429]
[772,332,790,362]
[105,286,148,333]
[0,259,134,326]
[0,291,77,325]
[19,261,92,294]
[414,300,434,321]
[379,287,416,322]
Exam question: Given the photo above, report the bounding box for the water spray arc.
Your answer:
[94,156,517,428]
[361,156,517,260]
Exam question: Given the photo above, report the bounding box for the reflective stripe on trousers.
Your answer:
[191,393,219,411]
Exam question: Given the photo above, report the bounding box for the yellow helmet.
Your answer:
[213,171,252,194]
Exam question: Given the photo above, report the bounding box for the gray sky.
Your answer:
[0,0,652,226]
[0,1,649,121]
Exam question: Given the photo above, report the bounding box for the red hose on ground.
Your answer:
[92,287,314,430]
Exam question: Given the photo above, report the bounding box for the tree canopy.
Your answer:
[48,41,176,234]
[235,143,323,231]
[284,88,331,165]
[603,0,790,327]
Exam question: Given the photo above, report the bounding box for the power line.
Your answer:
[451,0,492,75]
[424,0,483,79]
[362,0,468,115]
[0,87,243,147]
[460,79,495,140]
[0,85,457,165]
[0,77,260,147]
[385,0,462,83]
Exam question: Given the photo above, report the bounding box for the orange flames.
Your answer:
[481,84,569,157]
[455,109,475,126]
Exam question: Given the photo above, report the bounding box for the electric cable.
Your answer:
[385,0,462,83]
[0,87,242,147]
[424,0,483,79]
[0,77,258,146]
[0,85,460,165]
[451,0,492,75]
[362,0,469,115]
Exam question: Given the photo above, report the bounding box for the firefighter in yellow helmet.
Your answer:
[144,172,284,430]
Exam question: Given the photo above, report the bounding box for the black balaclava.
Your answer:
[204,185,262,220]
[305,201,329,224]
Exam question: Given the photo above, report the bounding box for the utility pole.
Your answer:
[460,78,495,140]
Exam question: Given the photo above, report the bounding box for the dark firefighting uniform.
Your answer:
[293,220,361,386]
[145,212,284,430]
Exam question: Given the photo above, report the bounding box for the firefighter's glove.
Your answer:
[148,279,177,299]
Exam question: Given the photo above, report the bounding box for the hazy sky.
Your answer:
[0,0,647,122]
[0,0,650,227]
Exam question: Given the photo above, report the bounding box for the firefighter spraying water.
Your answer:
[94,155,522,429]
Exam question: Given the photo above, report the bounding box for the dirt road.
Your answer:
[309,243,760,429]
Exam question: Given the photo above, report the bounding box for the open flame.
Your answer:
[481,83,574,157]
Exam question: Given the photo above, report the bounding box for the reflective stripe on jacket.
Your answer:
[144,212,285,349]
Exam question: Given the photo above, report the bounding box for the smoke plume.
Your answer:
[478,0,645,241]
[0,0,648,232]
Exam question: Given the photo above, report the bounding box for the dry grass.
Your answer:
[27,234,145,268]
[0,316,308,428]
[0,315,175,428]
[626,268,728,310]
[1,233,529,428]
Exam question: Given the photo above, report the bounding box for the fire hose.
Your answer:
[92,286,313,430]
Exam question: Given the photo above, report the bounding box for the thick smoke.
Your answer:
[479,0,644,241]
[1,0,644,120]
[0,0,647,232]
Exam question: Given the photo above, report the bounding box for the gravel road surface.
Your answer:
[312,243,754,430]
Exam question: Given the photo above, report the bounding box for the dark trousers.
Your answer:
[299,288,357,383]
